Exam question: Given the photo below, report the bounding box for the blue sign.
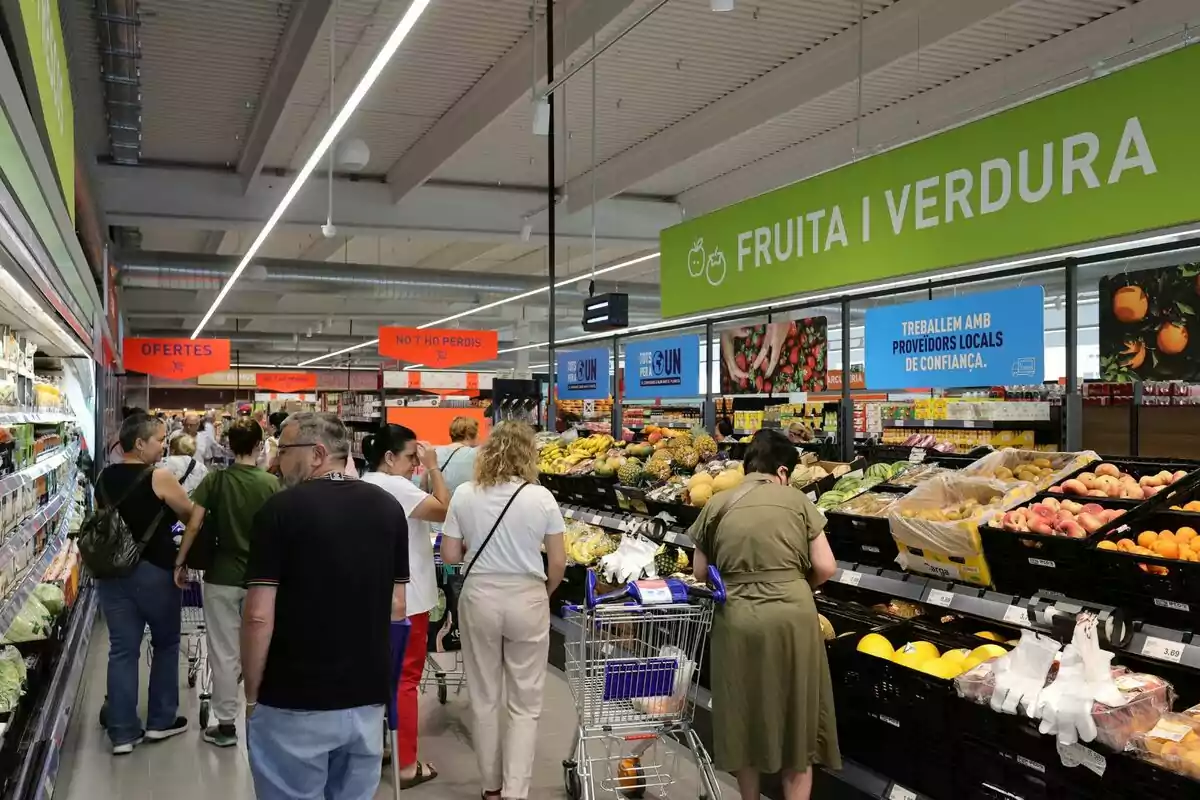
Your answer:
[864,286,1044,389]
[624,335,701,399]
[557,347,610,399]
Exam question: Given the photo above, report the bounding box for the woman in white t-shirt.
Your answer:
[441,422,567,800]
[361,425,450,790]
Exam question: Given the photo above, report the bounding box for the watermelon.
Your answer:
[865,463,892,480]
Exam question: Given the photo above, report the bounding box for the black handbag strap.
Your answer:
[180,458,197,483]
[98,466,168,546]
[462,482,529,580]
[439,446,464,472]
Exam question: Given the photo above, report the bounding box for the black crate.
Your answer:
[979,495,1135,599]
[816,596,897,647]
[825,509,900,569]
[1090,510,1200,629]
[836,703,957,799]
[1046,457,1200,503]
[613,485,650,515]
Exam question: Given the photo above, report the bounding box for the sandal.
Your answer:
[400,761,438,790]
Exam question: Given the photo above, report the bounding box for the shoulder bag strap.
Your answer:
[439,446,464,472]
[97,464,158,509]
[706,480,763,542]
[462,482,530,580]
[181,458,197,483]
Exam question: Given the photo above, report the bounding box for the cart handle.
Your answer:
[584,566,727,608]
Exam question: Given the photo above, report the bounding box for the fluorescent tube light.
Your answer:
[299,251,660,366]
[190,0,435,339]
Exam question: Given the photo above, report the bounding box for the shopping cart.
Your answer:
[180,570,214,729]
[561,568,726,800]
[421,551,467,704]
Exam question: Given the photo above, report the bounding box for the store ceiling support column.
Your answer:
[840,298,853,462]
[565,0,1024,213]
[238,0,334,194]
[546,0,556,428]
[1064,263,1082,452]
[385,0,638,205]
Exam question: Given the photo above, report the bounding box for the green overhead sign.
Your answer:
[660,45,1200,318]
[19,0,74,221]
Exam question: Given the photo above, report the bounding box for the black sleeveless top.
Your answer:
[97,464,181,572]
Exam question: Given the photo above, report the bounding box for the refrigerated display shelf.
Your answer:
[0,414,74,426]
[0,445,75,498]
[0,505,72,642]
[881,419,1055,429]
[0,484,71,579]
[830,561,1200,670]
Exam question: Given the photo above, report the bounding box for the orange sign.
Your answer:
[256,372,317,393]
[826,368,866,391]
[123,338,231,380]
[378,327,498,369]
[385,406,490,445]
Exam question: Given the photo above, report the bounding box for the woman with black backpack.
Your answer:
[94,413,196,754]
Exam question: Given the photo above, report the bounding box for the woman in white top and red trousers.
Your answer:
[361,424,450,790]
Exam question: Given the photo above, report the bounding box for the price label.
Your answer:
[963,420,976,428]
[806,491,817,501]
[1155,598,1191,612]
[862,545,881,554]
[927,589,955,607]
[838,571,862,587]
[888,784,917,800]
[909,448,926,464]
[589,514,602,526]
[1003,605,1029,625]
[1028,557,1056,568]
[1141,635,1186,664]
[1015,755,1045,773]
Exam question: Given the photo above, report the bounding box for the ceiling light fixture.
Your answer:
[298,251,660,367]
[189,0,435,339]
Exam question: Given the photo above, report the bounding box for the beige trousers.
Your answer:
[459,574,550,800]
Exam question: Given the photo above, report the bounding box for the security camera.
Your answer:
[321,222,338,239]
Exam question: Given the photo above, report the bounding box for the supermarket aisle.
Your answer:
[55,620,735,799]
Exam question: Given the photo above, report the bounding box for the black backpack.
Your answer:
[74,467,166,579]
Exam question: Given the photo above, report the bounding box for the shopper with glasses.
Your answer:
[242,412,410,800]
[361,424,450,789]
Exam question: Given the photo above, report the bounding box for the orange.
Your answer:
[1117,538,1136,552]
[1154,540,1180,559]
[1160,530,1177,540]
[1138,531,1159,548]
[1181,547,1198,562]
[1097,540,1119,551]
[1113,286,1149,323]
[1177,527,1198,544]
[1120,339,1147,370]
[1158,322,1190,355]
[1187,501,1200,512]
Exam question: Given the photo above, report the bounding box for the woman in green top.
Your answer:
[176,417,280,748]
[687,429,841,800]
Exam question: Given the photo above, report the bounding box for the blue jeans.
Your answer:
[97,560,182,745]
[248,704,384,800]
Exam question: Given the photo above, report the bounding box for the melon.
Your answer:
[712,470,743,493]
[687,472,714,489]
[689,484,713,507]
[857,633,894,658]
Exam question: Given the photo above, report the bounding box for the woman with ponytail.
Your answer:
[359,425,448,789]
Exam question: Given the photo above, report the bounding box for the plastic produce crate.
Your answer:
[1090,509,1200,628]
[1044,457,1200,503]
[825,505,901,569]
[979,494,1135,599]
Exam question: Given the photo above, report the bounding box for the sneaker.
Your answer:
[145,717,188,741]
[112,735,144,755]
[202,724,238,748]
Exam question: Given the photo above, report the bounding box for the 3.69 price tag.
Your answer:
[1141,635,1185,664]
[927,589,955,608]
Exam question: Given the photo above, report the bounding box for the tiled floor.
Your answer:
[56,620,739,799]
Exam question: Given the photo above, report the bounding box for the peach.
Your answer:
[1062,500,1083,514]
[1029,519,1055,536]
[1060,520,1087,538]
[1077,472,1097,487]
[1041,497,1061,512]
[1078,513,1106,534]
[1158,470,1175,485]
[1088,490,1109,497]
[1095,463,1121,478]
[1081,503,1104,515]
[1141,475,1161,488]
[1145,485,1164,497]
[1047,485,1064,494]
[1121,485,1146,500]
[1061,479,1089,496]
[1174,470,1189,483]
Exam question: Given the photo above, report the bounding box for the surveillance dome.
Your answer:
[336,138,370,172]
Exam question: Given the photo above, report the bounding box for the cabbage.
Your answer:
[0,647,24,712]
[2,596,52,644]
[32,583,65,616]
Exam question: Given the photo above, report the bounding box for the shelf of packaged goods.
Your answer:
[0,502,72,643]
[829,561,1200,671]
[0,482,72,579]
[16,581,98,800]
[0,444,76,499]
[881,418,1054,430]
[0,413,74,425]
[559,503,697,549]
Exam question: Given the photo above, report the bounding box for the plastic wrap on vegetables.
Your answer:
[2,595,53,644]
[32,583,65,616]
[0,647,25,712]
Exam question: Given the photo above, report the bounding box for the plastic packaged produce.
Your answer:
[0,646,24,712]
[2,595,53,644]
[871,599,925,619]
[963,448,1094,491]
[830,491,899,518]
[885,464,950,488]
[32,582,65,616]
[1131,713,1200,779]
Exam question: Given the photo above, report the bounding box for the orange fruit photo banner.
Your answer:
[378,327,498,369]
[385,406,490,446]
[256,372,317,393]
[123,338,231,380]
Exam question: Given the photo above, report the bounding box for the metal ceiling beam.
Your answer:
[563,0,1024,214]
[297,235,345,262]
[385,0,640,204]
[95,164,676,248]
[239,0,334,194]
[678,0,1200,216]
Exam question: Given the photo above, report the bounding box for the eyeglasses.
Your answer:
[277,442,318,452]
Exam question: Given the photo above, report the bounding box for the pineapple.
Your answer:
[649,448,673,463]
[617,459,643,486]
[669,431,693,452]
[654,543,681,576]
[677,447,699,471]
[644,458,672,484]
[694,434,717,461]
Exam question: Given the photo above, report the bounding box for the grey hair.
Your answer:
[281,411,350,462]
[118,413,164,452]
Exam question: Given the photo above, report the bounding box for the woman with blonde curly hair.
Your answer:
[441,422,566,800]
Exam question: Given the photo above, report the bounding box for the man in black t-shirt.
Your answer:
[242,412,409,800]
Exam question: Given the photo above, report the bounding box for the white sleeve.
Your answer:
[443,492,464,540]
[540,488,566,536]
[392,480,430,518]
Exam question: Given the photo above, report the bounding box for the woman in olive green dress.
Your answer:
[688,429,841,800]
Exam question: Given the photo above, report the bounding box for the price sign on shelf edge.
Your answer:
[888,783,917,800]
[838,571,862,587]
[927,589,955,608]
[1141,635,1185,664]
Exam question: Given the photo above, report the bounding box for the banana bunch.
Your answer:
[568,434,614,456]
[538,441,596,474]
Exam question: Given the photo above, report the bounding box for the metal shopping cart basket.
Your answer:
[421,544,467,704]
[561,568,726,800]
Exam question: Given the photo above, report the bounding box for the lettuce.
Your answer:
[32,583,65,616]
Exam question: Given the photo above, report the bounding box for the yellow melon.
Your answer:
[857,633,894,659]
[712,470,744,493]
[687,472,714,489]
[689,484,714,507]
